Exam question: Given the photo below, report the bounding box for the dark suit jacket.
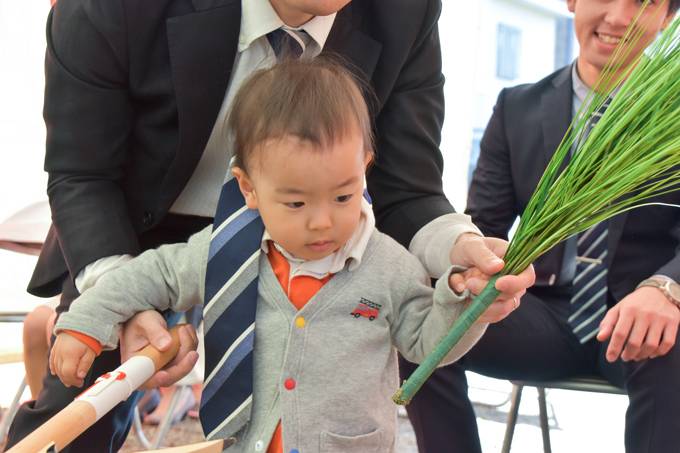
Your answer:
[30,0,454,296]
[466,65,680,305]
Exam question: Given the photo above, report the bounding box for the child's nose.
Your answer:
[308,207,332,230]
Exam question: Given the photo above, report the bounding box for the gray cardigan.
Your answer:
[56,226,487,452]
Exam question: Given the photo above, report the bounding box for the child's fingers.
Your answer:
[78,350,96,381]
[60,358,80,387]
[49,348,57,376]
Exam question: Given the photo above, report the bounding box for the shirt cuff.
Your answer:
[61,330,103,356]
[75,254,134,293]
[409,213,482,278]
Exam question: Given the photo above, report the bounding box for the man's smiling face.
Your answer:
[567,0,675,87]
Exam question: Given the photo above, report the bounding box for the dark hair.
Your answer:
[227,56,374,173]
[669,0,679,14]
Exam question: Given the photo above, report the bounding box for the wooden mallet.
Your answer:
[7,324,198,453]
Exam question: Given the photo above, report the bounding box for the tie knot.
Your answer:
[266,28,306,61]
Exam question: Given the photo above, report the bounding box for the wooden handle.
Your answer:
[132,438,236,453]
[138,323,184,372]
[7,324,186,453]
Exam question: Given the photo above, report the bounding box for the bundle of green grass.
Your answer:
[394,10,680,405]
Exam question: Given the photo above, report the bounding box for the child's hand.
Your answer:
[448,263,532,324]
[49,332,96,387]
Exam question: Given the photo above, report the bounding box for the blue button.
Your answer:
[290,450,300,453]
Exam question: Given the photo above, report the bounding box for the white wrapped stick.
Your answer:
[7,324,186,453]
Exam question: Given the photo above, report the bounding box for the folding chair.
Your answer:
[0,343,28,443]
[501,376,626,453]
[0,202,50,445]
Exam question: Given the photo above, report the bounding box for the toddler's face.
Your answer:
[234,130,369,261]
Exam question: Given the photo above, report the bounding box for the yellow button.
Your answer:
[296,317,306,328]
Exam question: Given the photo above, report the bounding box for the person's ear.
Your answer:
[566,0,576,14]
[232,167,259,210]
[364,154,372,170]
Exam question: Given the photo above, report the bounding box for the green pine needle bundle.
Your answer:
[394,8,680,405]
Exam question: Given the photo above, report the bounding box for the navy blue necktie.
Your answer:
[568,98,611,343]
[200,165,264,440]
[266,28,306,62]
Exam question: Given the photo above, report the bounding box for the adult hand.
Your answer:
[120,310,200,390]
[448,233,535,323]
[598,283,680,362]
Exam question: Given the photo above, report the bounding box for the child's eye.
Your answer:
[335,194,353,203]
[286,202,305,208]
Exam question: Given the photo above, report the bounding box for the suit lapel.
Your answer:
[325,4,381,102]
[606,197,630,262]
[541,65,629,264]
[161,0,241,206]
[536,66,575,285]
[540,66,573,172]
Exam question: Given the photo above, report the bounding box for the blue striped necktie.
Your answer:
[568,221,608,343]
[198,31,307,439]
[200,164,264,440]
[568,98,611,343]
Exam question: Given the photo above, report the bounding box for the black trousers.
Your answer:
[399,288,680,453]
[5,214,212,453]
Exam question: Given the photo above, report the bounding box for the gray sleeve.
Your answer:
[54,225,212,350]
[391,262,487,366]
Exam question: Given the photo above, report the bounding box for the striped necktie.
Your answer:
[200,162,264,440]
[266,28,306,61]
[568,98,611,343]
[568,221,608,343]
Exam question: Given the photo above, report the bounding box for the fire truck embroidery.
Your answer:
[351,298,382,321]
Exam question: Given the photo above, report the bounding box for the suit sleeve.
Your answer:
[366,0,456,248]
[43,0,140,281]
[465,89,519,239]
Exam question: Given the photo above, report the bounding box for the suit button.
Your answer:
[284,379,296,390]
[143,211,155,227]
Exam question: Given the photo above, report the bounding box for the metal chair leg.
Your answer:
[536,387,552,453]
[0,376,27,442]
[132,406,152,450]
[501,384,524,453]
[151,386,187,450]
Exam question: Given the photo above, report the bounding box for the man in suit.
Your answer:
[6,0,534,451]
[398,0,680,452]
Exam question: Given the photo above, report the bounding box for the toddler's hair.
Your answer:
[228,55,374,172]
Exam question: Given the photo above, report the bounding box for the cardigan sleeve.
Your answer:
[54,225,211,350]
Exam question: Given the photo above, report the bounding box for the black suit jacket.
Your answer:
[466,66,680,305]
[30,0,454,296]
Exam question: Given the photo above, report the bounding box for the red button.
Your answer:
[284,379,296,390]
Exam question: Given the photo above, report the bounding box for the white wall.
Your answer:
[439,0,573,210]
[0,1,51,221]
[0,1,52,309]
[473,0,563,129]
[439,2,485,211]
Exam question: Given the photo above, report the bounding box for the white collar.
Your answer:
[261,197,375,279]
[239,0,336,56]
[572,60,621,115]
